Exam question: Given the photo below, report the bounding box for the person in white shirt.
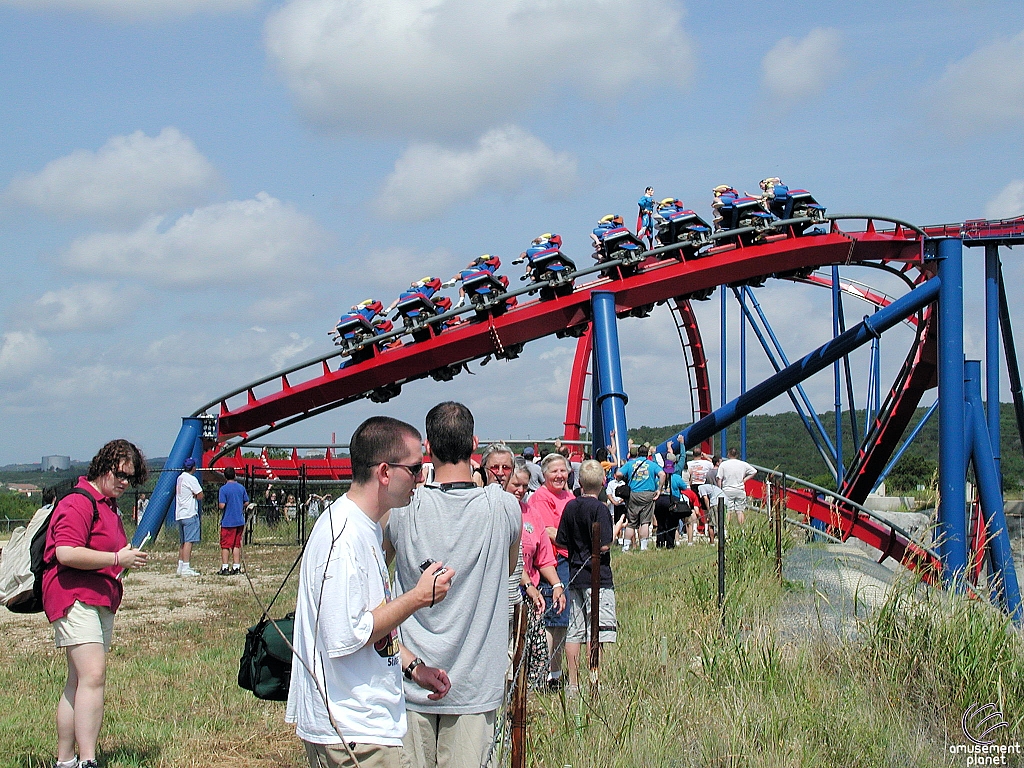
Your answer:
[174,458,203,577]
[286,416,455,768]
[717,448,758,525]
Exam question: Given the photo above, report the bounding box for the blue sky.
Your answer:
[1,0,1023,464]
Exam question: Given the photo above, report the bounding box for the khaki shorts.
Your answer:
[402,710,496,768]
[566,587,617,644]
[53,600,114,651]
[304,741,402,768]
[625,491,656,528]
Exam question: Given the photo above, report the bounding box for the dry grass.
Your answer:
[1,517,1021,767]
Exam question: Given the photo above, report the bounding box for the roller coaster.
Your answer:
[132,192,1024,619]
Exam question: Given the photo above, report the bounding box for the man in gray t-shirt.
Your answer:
[385,402,521,768]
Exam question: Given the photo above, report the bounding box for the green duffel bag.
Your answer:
[238,612,294,701]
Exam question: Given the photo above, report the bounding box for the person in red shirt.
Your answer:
[43,440,149,768]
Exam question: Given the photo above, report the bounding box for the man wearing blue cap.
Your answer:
[175,457,203,577]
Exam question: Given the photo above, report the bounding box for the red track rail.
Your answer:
[747,479,941,583]
[217,223,923,438]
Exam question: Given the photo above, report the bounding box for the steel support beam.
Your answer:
[682,276,941,451]
[133,417,203,547]
[937,238,967,585]
[591,292,629,465]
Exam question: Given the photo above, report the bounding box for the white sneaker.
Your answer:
[179,565,200,577]
[176,560,184,575]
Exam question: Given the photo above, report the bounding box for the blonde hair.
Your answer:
[578,460,605,494]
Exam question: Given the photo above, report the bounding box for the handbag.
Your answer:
[238,546,303,701]
[238,612,295,701]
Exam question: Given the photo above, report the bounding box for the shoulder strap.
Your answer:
[64,488,101,545]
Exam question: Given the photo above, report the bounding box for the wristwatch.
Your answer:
[551,582,565,591]
[404,657,425,680]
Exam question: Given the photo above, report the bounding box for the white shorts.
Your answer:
[566,587,617,645]
[723,488,747,513]
[53,600,114,651]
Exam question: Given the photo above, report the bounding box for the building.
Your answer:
[6,483,41,497]
[42,455,71,472]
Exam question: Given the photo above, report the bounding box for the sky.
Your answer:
[2,0,1024,464]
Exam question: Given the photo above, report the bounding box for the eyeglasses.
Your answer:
[112,470,133,482]
[486,464,513,475]
[369,462,424,478]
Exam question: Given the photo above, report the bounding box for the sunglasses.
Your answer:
[369,462,424,478]
[112,470,134,482]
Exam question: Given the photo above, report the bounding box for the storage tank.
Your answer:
[42,455,71,471]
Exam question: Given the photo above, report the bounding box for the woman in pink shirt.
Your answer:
[525,452,574,689]
[43,440,149,768]
[506,464,564,689]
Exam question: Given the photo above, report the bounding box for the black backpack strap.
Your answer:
[64,488,101,546]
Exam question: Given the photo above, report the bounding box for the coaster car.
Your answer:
[515,234,576,300]
[455,255,516,314]
[654,198,712,258]
[591,215,647,278]
[331,299,397,359]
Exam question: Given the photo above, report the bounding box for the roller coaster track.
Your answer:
[211,216,923,441]
[202,214,946,577]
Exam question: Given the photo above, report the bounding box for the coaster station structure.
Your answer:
[133,208,1024,619]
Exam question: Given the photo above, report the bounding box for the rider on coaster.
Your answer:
[656,197,687,220]
[759,176,794,218]
[451,254,516,310]
[386,277,446,314]
[637,187,656,248]
[335,299,399,349]
[711,185,739,231]
[591,215,623,256]
[519,233,565,272]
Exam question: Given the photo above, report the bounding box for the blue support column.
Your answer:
[832,265,844,477]
[985,244,1002,481]
[591,292,629,466]
[684,277,941,449]
[133,417,204,547]
[966,361,1022,621]
[740,288,747,459]
[720,287,728,456]
[937,238,967,586]
[591,344,606,459]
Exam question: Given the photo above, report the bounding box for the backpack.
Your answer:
[1,489,99,614]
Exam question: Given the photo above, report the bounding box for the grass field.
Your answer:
[1,515,1021,767]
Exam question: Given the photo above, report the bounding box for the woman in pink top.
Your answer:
[43,440,149,768]
[506,463,564,689]
[525,452,574,689]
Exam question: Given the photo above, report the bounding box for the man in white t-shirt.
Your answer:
[717,447,757,525]
[174,457,203,577]
[286,416,455,768]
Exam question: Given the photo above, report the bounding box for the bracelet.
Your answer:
[404,657,425,680]
[113,551,120,567]
[551,582,564,591]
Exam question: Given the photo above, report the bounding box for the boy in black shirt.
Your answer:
[556,459,617,690]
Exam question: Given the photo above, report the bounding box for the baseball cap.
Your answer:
[523,446,535,458]
[183,457,196,470]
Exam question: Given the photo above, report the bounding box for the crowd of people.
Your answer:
[30,416,758,768]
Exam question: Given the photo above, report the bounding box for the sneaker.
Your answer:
[54,758,78,768]
[230,567,241,575]
[547,676,565,691]
[176,560,184,575]
[217,567,230,576]
[179,565,200,577]
[79,761,99,768]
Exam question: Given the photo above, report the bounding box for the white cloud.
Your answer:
[271,332,314,369]
[265,0,694,137]
[59,192,329,288]
[0,0,258,20]
[0,331,52,382]
[929,30,1024,135]
[4,128,218,223]
[378,126,577,218]
[986,180,1024,219]
[761,28,844,101]
[25,282,143,332]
